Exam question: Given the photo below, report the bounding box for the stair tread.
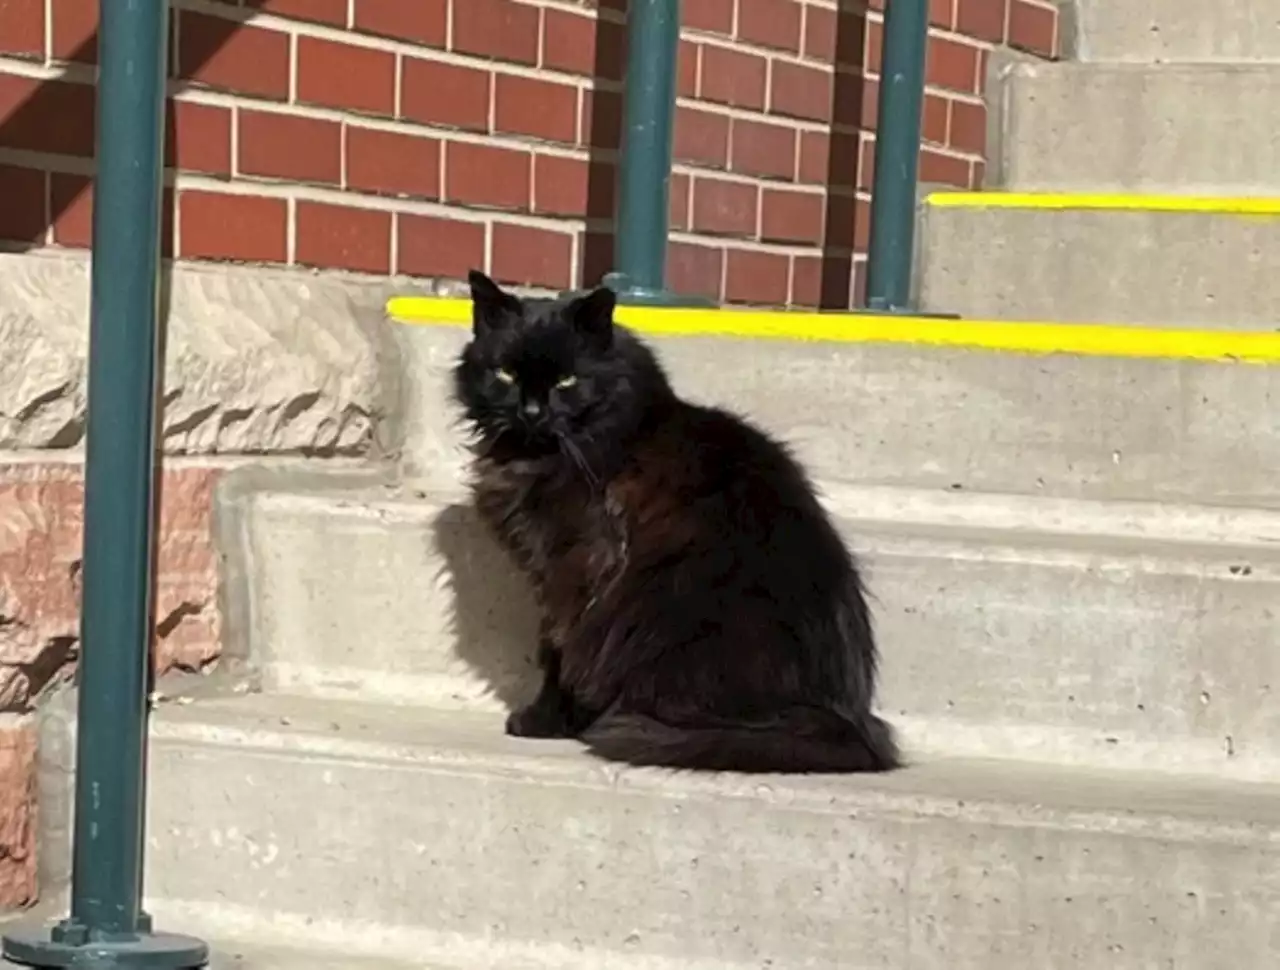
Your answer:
[153,691,1280,834]
[252,478,1280,556]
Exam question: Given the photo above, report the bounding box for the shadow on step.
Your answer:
[430,502,541,711]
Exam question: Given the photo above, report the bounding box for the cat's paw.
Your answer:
[505,704,570,739]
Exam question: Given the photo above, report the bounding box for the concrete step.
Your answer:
[391,321,1280,509]
[991,63,1280,193]
[96,692,1280,969]
[918,196,1280,329]
[1071,0,1280,62]
[218,474,1280,779]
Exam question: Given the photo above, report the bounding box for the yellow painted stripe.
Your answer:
[384,296,1280,364]
[926,191,1280,216]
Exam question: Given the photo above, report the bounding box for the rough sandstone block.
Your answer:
[0,251,401,455]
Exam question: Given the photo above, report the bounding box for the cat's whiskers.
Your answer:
[556,432,601,490]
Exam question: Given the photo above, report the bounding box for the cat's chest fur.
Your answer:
[470,454,627,626]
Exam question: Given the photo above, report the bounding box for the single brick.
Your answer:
[923,91,950,145]
[453,0,539,65]
[494,74,578,144]
[803,5,837,62]
[730,118,796,181]
[295,201,392,274]
[724,248,790,305]
[666,241,722,302]
[347,127,441,199]
[51,0,96,63]
[167,101,233,175]
[354,0,447,46]
[956,0,1008,43]
[674,106,730,168]
[297,36,396,116]
[238,110,342,185]
[532,154,589,217]
[737,0,803,52]
[770,60,832,122]
[490,222,573,288]
[0,0,43,58]
[698,45,767,110]
[691,177,758,238]
[176,13,290,100]
[0,76,95,156]
[759,187,824,244]
[179,190,288,263]
[948,97,986,154]
[445,142,531,210]
[919,147,973,187]
[541,7,597,76]
[927,35,981,92]
[1009,0,1057,57]
[684,0,733,34]
[401,58,491,132]
[0,165,45,244]
[397,213,485,279]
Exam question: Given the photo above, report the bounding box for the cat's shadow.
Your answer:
[429,502,542,712]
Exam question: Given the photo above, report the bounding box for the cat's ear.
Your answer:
[567,285,616,347]
[468,269,520,336]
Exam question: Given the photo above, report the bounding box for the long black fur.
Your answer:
[452,271,899,773]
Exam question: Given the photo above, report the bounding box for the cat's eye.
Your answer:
[495,368,515,385]
[555,375,577,390]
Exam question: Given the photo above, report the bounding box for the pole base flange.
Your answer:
[600,273,717,308]
[2,924,208,969]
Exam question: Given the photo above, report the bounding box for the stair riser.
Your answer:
[1071,0,1280,62]
[396,326,1280,509]
[234,490,1280,778]
[995,64,1280,192]
[142,734,1280,970]
[920,205,1280,332]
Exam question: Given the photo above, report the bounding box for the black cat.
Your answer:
[452,270,899,773]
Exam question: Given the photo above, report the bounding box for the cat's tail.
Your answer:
[580,705,900,774]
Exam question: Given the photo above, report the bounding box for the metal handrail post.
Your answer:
[603,0,712,306]
[864,0,930,311]
[3,3,206,965]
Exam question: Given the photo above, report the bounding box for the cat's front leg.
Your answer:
[506,638,580,738]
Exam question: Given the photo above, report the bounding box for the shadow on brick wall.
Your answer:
[0,6,254,253]
[580,0,627,289]
[820,5,869,310]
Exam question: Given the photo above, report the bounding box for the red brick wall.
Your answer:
[0,0,1056,302]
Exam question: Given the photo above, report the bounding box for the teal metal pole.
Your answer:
[604,0,708,305]
[864,0,929,311]
[3,4,205,965]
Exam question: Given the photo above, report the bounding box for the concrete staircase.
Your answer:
[919,0,1280,327]
[26,3,1280,967]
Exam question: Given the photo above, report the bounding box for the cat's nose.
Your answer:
[522,400,543,419]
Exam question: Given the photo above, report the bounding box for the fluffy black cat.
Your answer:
[452,270,899,773]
